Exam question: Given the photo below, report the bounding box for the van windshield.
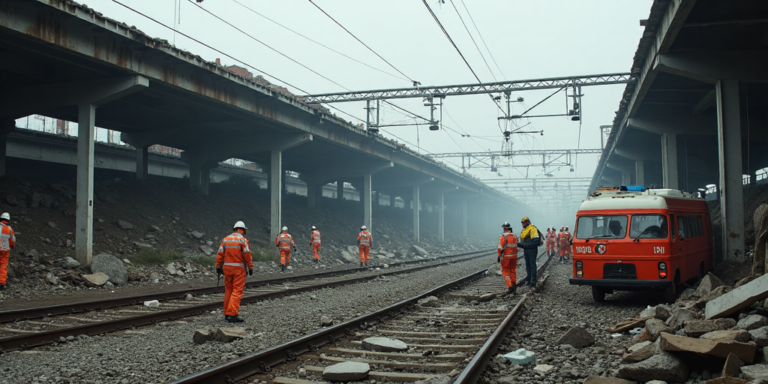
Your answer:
[630,215,668,239]
[576,216,628,239]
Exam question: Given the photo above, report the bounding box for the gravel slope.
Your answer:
[0,256,494,384]
[479,261,654,384]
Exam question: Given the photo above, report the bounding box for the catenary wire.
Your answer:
[460,0,506,79]
[449,0,496,81]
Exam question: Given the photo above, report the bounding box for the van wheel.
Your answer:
[592,286,606,302]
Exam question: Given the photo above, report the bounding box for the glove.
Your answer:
[248,268,253,276]
[276,244,280,248]
[292,246,297,252]
[216,267,223,275]
[497,257,501,263]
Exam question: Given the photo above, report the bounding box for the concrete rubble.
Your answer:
[322,361,370,381]
[556,326,595,348]
[361,337,408,352]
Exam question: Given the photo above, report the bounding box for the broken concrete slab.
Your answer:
[533,364,554,373]
[617,348,689,383]
[556,327,594,348]
[645,318,674,340]
[582,376,637,384]
[736,314,768,331]
[322,361,370,381]
[362,337,408,352]
[215,327,246,343]
[685,318,738,337]
[667,308,698,330]
[193,328,216,344]
[749,326,768,347]
[706,273,768,319]
[659,333,755,363]
[478,293,496,302]
[700,329,752,343]
[621,340,654,363]
[722,352,745,377]
[82,272,109,287]
[741,364,768,381]
[697,273,726,297]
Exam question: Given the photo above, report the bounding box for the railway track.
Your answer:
[170,250,551,384]
[0,249,493,353]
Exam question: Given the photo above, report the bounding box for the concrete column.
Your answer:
[307,182,317,208]
[716,79,745,261]
[270,150,282,241]
[136,146,149,180]
[76,103,95,266]
[438,193,446,242]
[337,181,344,201]
[462,199,468,241]
[621,172,631,186]
[413,185,420,242]
[0,120,15,177]
[661,133,679,189]
[200,167,211,196]
[189,164,201,191]
[363,173,372,230]
[635,161,645,186]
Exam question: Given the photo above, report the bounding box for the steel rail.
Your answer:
[0,249,491,323]
[0,251,493,353]
[170,249,551,384]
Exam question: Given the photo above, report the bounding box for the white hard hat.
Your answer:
[311,226,317,230]
[282,226,288,231]
[0,212,9,221]
[233,221,247,230]
[361,225,367,230]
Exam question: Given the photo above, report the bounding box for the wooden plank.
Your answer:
[379,329,488,337]
[329,348,465,361]
[320,354,456,372]
[274,377,329,384]
[304,366,441,382]
[706,274,768,319]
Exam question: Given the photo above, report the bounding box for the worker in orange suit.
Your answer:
[215,221,253,323]
[275,226,296,272]
[497,222,518,295]
[545,228,553,257]
[558,227,568,263]
[357,225,372,267]
[0,212,16,290]
[564,227,573,261]
[309,226,321,263]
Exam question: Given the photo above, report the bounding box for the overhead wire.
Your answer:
[449,0,496,81]
[228,0,410,83]
[460,0,506,79]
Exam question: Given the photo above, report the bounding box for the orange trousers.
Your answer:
[312,243,321,261]
[0,251,7,285]
[559,243,566,256]
[501,257,517,288]
[280,249,291,265]
[223,266,246,316]
[359,246,370,262]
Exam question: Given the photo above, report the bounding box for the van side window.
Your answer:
[687,216,697,237]
[670,214,676,239]
[696,216,704,236]
[677,216,688,239]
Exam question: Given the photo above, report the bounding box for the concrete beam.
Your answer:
[717,79,746,262]
[628,116,717,136]
[693,89,716,115]
[654,50,768,84]
[302,161,393,186]
[188,133,313,165]
[0,76,150,119]
[615,145,660,162]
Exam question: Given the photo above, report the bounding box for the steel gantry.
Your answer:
[428,149,602,171]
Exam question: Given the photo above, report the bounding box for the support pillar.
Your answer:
[462,199,468,242]
[413,185,420,242]
[438,193,446,242]
[136,146,149,180]
[270,150,282,241]
[76,103,95,267]
[363,173,372,230]
[307,183,318,208]
[661,133,679,189]
[635,161,645,186]
[337,181,344,201]
[717,79,745,261]
[200,167,211,196]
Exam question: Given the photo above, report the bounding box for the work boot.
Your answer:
[227,315,244,323]
[0,284,5,291]
[507,286,516,295]
[360,262,364,267]
[281,264,286,272]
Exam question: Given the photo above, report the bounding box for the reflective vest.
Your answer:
[275,233,294,250]
[358,231,372,246]
[0,223,15,252]
[215,232,253,269]
[558,232,568,246]
[498,232,518,257]
[520,225,540,243]
[310,230,321,245]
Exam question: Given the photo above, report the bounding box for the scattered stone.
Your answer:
[167,263,178,275]
[143,300,160,308]
[5,195,19,206]
[82,272,109,287]
[410,245,429,256]
[697,273,726,297]
[478,293,496,302]
[26,249,40,262]
[64,257,81,268]
[737,315,768,331]
[185,294,193,300]
[685,318,738,337]
[321,316,333,327]
[133,242,153,249]
[659,333,755,363]
[47,221,57,229]
[722,352,745,377]
[193,328,215,344]
[707,274,768,319]
[215,327,246,342]
[45,273,59,285]
[749,326,768,346]
[117,220,134,230]
[533,364,553,373]
[417,296,440,307]
[322,361,370,381]
[190,231,204,239]
[622,340,654,363]
[646,318,674,340]
[646,381,667,384]
[91,253,128,285]
[582,376,637,384]
[362,337,408,352]
[150,225,161,232]
[701,329,752,343]
[741,364,768,381]
[667,308,697,330]
[298,368,307,378]
[618,348,689,383]
[31,192,53,208]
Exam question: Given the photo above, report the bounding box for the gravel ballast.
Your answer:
[0,257,492,384]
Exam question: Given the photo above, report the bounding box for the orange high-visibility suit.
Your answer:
[358,230,372,263]
[0,222,16,286]
[558,230,567,257]
[215,232,253,317]
[309,229,321,261]
[564,230,572,258]
[545,230,554,255]
[275,232,295,266]
[497,231,518,288]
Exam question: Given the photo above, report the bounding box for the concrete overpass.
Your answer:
[591,0,768,262]
[0,0,530,265]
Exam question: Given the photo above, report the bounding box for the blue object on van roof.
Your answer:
[620,185,646,192]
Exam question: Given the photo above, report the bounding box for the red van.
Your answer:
[569,187,714,302]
